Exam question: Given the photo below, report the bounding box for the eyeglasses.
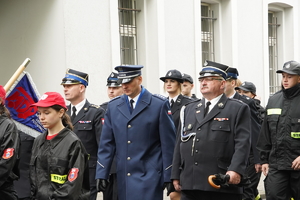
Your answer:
[199,77,223,83]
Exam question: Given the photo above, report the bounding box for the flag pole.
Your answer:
[4,58,31,91]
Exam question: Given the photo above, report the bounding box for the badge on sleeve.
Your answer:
[101,118,104,125]
[68,168,79,182]
[2,148,14,159]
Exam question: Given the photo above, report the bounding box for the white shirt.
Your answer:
[169,95,179,106]
[71,99,86,115]
[204,94,223,114]
[128,93,140,109]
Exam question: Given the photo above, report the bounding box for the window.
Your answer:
[201,3,216,64]
[268,11,281,95]
[118,0,140,65]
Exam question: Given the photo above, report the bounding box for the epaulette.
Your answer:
[153,94,167,100]
[229,98,245,105]
[90,104,100,108]
[185,98,201,106]
[109,95,121,102]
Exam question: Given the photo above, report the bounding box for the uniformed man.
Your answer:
[96,65,176,200]
[224,68,262,200]
[100,72,123,200]
[181,73,198,100]
[257,61,300,200]
[171,60,251,200]
[61,69,105,200]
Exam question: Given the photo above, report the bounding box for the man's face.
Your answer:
[199,76,225,100]
[224,79,236,96]
[181,81,193,96]
[107,86,123,99]
[63,84,83,102]
[121,76,142,98]
[281,72,300,89]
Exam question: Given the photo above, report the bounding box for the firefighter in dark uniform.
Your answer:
[29,92,90,200]
[160,69,193,200]
[160,69,193,131]
[99,72,123,200]
[181,73,199,100]
[171,60,251,200]
[224,68,262,200]
[61,69,105,200]
[257,60,300,200]
[0,85,20,200]
[96,65,176,200]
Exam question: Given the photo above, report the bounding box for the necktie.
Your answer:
[170,99,174,108]
[130,99,135,113]
[71,106,77,121]
[204,101,211,117]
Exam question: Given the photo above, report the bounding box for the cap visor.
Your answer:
[276,69,298,75]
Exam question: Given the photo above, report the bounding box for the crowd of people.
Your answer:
[0,59,300,200]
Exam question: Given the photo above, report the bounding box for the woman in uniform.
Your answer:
[0,85,20,200]
[29,92,90,200]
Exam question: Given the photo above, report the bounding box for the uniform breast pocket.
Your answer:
[210,123,230,142]
[267,115,279,132]
[50,157,69,175]
[77,123,93,131]
[291,118,300,133]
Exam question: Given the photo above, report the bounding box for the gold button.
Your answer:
[127,157,131,160]
[127,173,131,176]
[128,141,131,144]
[128,125,131,128]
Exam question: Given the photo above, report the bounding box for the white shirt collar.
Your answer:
[169,95,179,104]
[205,94,223,113]
[128,93,140,109]
[71,99,86,115]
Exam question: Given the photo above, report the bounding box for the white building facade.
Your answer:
[0,0,299,106]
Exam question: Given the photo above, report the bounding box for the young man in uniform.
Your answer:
[96,65,176,200]
[224,68,262,200]
[61,69,105,200]
[257,60,300,200]
[171,60,251,200]
[181,73,198,100]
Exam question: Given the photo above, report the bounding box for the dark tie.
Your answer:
[71,106,77,121]
[170,99,174,108]
[204,101,211,117]
[130,99,135,113]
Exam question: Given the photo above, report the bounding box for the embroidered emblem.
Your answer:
[2,148,14,159]
[218,103,224,108]
[101,118,104,125]
[197,103,202,107]
[68,168,79,182]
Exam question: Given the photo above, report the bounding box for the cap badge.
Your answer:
[182,73,185,77]
[168,72,172,76]
[242,83,245,86]
[285,63,290,68]
[40,94,48,100]
[218,103,224,108]
[111,73,114,77]
[204,60,208,66]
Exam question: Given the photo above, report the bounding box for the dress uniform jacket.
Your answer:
[67,100,105,189]
[233,92,261,164]
[30,127,90,200]
[96,87,176,200]
[170,94,193,131]
[171,94,251,194]
[0,114,20,198]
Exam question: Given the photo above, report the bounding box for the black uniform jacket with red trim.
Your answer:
[30,127,90,200]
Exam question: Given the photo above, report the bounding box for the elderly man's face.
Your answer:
[199,77,225,100]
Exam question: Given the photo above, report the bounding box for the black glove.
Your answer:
[96,179,108,192]
[164,182,175,196]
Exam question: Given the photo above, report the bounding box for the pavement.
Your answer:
[97,174,267,200]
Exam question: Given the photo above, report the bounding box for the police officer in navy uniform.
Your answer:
[181,73,198,100]
[100,72,123,200]
[96,65,176,200]
[171,60,251,200]
[224,68,262,200]
[160,70,193,132]
[61,69,105,200]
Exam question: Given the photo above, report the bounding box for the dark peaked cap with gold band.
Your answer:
[61,68,89,87]
[107,72,121,87]
[114,65,144,84]
[199,60,229,80]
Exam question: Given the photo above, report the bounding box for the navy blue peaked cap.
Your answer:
[199,60,229,80]
[61,68,89,87]
[114,65,144,84]
[226,67,239,80]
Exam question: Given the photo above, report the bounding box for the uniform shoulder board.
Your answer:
[109,95,121,102]
[90,104,100,108]
[153,94,167,100]
[185,98,201,106]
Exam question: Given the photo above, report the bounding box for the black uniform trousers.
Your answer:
[0,181,18,200]
[102,173,118,200]
[181,190,242,200]
[265,168,300,200]
[243,154,261,200]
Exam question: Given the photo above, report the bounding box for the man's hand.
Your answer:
[291,156,300,170]
[226,171,241,184]
[262,163,269,176]
[164,182,175,196]
[96,179,108,192]
[255,164,262,173]
[172,179,181,191]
